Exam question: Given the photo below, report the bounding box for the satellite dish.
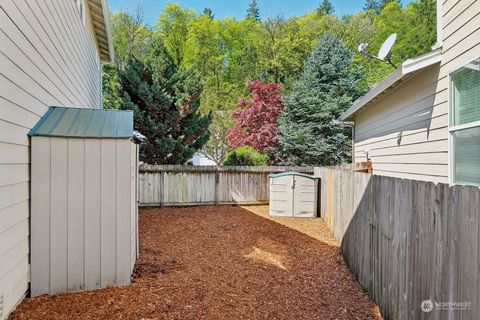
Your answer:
[357,43,368,53]
[378,33,397,61]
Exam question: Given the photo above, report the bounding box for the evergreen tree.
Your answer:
[118,40,211,164]
[363,0,381,11]
[380,0,401,9]
[246,0,260,22]
[274,34,361,166]
[317,0,334,15]
[203,7,214,20]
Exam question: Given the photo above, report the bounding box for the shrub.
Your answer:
[223,146,268,166]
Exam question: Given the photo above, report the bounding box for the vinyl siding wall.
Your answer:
[353,0,480,184]
[0,0,102,318]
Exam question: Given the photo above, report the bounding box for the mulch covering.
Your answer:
[10,206,381,320]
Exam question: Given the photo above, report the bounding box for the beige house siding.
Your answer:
[353,64,448,183]
[0,0,103,318]
[353,0,480,184]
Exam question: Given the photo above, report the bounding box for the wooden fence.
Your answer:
[139,165,314,206]
[314,167,480,320]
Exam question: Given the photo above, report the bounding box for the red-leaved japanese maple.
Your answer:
[227,80,284,152]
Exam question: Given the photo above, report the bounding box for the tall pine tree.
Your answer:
[203,7,214,20]
[317,0,334,15]
[363,0,381,11]
[119,40,211,164]
[274,34,361,166]
[246,0,260,22]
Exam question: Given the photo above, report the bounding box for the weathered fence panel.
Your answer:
[314,167,480,320]
[139,165,314,206]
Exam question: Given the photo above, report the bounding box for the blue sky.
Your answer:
[108,0,412,26]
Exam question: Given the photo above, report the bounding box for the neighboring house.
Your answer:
[0,1,113,318]
[341,0,480,186]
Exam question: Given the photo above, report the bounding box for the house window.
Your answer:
[449,57,480,186]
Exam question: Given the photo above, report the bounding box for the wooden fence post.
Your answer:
[214,168,220,205]
[159,171,164,208]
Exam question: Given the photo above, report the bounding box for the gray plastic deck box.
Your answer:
[269,172,319,218]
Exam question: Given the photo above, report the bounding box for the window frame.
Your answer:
[448,55,480,185]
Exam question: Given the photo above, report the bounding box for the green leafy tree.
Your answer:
[260,16,287,83]
[199,110,234,165]
[102,64,122,109]
[156,3,195,65]
[118,40,211,164]
[317,0,335,15]
[110,9,152,67]
[224,146,268,166]
[275,34,361,166]
[183,15,236,164]
[246,0,260,22]
[183,16,264,164]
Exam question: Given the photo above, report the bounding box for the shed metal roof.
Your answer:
[29,107,134,138]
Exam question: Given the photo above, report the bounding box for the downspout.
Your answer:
[433,0,442,50]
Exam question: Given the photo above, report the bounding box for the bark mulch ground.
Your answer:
[10,206,381,320]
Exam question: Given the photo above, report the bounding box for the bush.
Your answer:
[223,146,268,166]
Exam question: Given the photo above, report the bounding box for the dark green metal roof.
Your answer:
[29,107,134,138]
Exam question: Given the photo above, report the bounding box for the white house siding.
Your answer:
[0,0,102,318]
[354,0,480,184]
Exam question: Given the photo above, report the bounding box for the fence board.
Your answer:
[138,165,314,206]
[318,167,480,320]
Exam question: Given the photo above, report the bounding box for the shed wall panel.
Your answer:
[30,136,51,297]
[116,139,132,285]
[84,139,101,290]
[100,139,117,287]
[67,139,85,291]
[49,138,68,294]
[130,143,138,271]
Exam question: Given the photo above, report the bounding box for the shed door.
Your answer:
[293,176,317,218]
[269,175,294,217]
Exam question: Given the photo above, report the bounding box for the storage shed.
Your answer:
[269,172,319,218]
[29,107,138,297]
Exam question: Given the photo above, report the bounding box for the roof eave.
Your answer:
[340,49,442,122]
[340,67,404,121]
[87,0,114,64]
